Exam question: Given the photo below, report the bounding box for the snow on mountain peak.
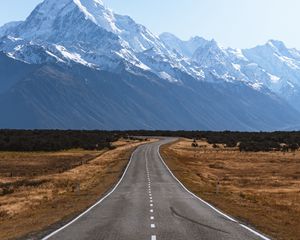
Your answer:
[73,0,120,33]
[267,39,286,50]
[32,0,118,34]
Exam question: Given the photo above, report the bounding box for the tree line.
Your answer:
[1,130,300,152]
[0,130,121,151]
[122,130,300,152]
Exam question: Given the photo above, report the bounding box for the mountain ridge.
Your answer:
[0,0,300,130]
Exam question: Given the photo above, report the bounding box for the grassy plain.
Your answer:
[0,139,148,240]
[161,139,300,240]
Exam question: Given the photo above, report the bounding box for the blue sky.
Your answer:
[0,0,299,49]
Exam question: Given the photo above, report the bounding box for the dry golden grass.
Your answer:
[0,139,149,240]
[0,150,103,178]
[161,139,300,240]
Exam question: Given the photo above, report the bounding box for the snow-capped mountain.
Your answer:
[0,0,299,130]
[0,0,209,82]
[161,32,300,110]
[243,40,300,107]
[160,32,208,58]
[191,40,278,91]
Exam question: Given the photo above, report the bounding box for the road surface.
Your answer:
[42,138,270,240]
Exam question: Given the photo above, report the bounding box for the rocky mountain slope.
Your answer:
[0,0,299,130]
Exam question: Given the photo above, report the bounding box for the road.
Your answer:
[42,138,270,240]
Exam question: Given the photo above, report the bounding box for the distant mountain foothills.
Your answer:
[0,0,300,130]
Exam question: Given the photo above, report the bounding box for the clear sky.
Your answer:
[0,0,299,49]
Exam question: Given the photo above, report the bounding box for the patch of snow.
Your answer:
[7,36,22,41]
[251,82,263,90]
[55,45,92,66]
[74,0,121,33]
[14,45,23,51]
[158,71,179,83]
[45,50,65,63]
[227,48,248,61]
[287,81,295,88]
[275,54,300,70]
[267,73,280,83]
[232,63,241,71]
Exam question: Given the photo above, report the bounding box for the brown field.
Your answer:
[161,139,300,240]
[0,139,149,240]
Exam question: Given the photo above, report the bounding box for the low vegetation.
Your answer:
[0,138,149,240]
[0,130,124,151]
[1,130,300,239]
[161,139,300,240]
[126,130,300,152]
[1,129,300,153]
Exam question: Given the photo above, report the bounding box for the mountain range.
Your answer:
[0,0,300,130]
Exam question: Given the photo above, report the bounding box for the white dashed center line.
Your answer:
[146,149,157,240]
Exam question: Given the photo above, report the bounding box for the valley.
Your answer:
[0,0,300,239]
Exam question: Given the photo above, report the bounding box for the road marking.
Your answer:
[41,146,142,240]
[240,225,270,240]
[146,148,157,240]
[157,143,271,240]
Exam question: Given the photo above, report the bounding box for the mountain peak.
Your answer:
[266,39,287,51]
[14,0,120,40]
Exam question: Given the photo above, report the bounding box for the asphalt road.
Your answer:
[42,138,270,240]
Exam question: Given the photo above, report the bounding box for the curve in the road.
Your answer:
[41,138,271,240]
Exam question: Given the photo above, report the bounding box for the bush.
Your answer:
[0,130,121,152]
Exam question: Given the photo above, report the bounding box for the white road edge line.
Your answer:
[41,146,141,240]
[157,143,271,240]
[240,225,270,240]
